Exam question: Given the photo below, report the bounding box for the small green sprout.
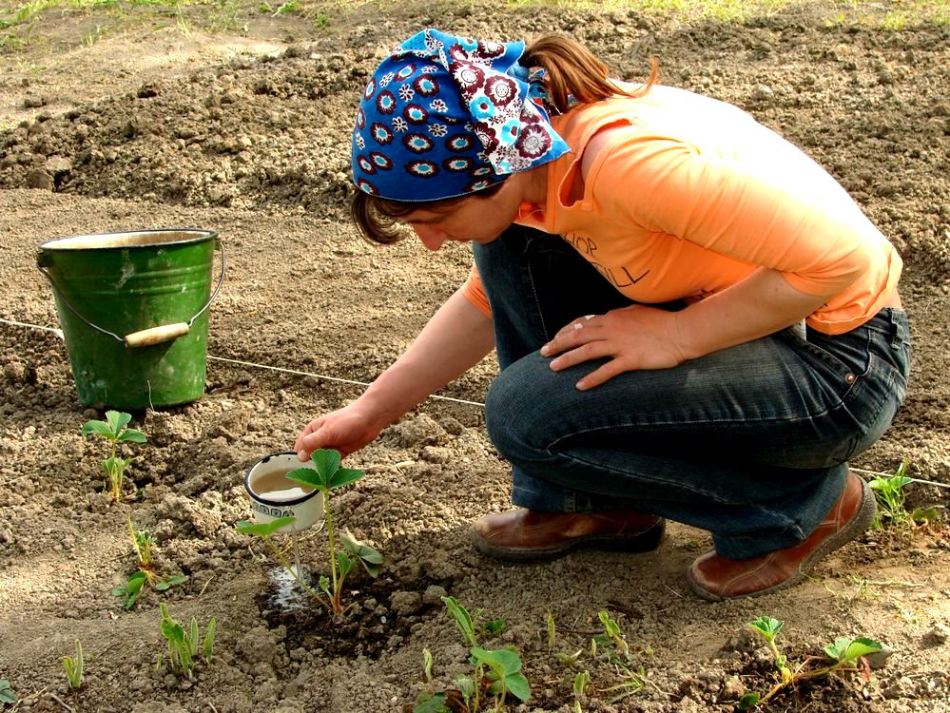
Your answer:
[63,640,83,690]
[868,461,940,529]
[748,616,790,680]
[81,410,146,502]
[590,611,647,704]
[283,449,381,615]
[158,603,216,680]
[740,616,883,709]
[112,518,188,609]
[545,611,557,650]
[572,670,592,712]
[596,610,630,661]
[422,647,434,684]
[0,679,15,705]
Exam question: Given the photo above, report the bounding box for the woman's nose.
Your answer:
[414,225,447,251]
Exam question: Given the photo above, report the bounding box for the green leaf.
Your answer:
[105,410,132,435]
[422,647,434,682]
[337,551,354,580]
[203,618,217,663]
[749,616,783,640]
[286,466,326,490]
[81,420,113,439]
[824,637,882,663]
[319,575,331,597]
[340,529,384,576]
[117,428,146,444]
[412,692,449,713]
[155,574,189,591]
[311,448,341,480]
[483,619,507,635]
[573,671,591,697]
[504,672,531,702]
[455,676,475,702]
[472,647,522,676]
[598,610,621,637]
[329,467,364,489]
[737,692,760,710]
[235,517,296,537]
[118,571,147,609]
[161,618,185,644]
[102,456,131,474]
[0,679,17,705]
[442,596,478,648]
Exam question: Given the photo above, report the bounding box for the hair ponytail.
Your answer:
[521,35,658,114]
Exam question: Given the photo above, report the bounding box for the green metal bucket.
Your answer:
[37,229,224,409]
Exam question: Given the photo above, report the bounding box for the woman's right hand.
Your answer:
[293,401,386,461]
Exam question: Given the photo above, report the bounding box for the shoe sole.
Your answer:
[686,477,877,602]
[470,520,666,562]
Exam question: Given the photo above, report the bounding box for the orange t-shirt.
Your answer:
[463,84,902,335]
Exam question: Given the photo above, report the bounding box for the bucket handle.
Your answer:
[37,238,226,348]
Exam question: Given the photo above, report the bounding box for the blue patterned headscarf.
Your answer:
[352,28,571,202]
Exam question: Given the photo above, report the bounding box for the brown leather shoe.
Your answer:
[471,509,665,562]
[687,471,875,601]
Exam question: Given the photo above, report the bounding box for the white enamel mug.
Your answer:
[244,451,324,533]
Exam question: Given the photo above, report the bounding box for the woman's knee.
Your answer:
[485,354,557,460]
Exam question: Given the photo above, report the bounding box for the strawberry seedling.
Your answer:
[739,615,883,709]
[869,461,940,529]
[283,448,383,615]
[157,603,216,680]
[112,518,188,610]
[63,640,83,690]
[413,596,530,713]
[81,410,145,502]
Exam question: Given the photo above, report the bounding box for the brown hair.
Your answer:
[352,35,658,245]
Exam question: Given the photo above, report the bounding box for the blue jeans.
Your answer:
[474,226,911,559]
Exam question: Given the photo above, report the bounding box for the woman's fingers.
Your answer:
[541,315,601,357]
[548,340,611,371]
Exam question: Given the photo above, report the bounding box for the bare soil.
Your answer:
[0,2,949,712]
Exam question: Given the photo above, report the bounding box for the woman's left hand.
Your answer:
[539,305,688,390]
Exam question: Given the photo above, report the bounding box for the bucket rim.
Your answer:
[244,451,319,507]
[38,228,218,252]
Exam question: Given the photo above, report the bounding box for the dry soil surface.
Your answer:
[0,2,949,712]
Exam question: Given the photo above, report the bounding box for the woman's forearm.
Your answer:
[356,287,495,428]
[672,267,832,360]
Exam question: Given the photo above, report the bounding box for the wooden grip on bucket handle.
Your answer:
[124,322,190,348]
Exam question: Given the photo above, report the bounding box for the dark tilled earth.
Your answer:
[0,3,948,712]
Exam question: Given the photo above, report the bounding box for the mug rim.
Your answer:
[244,451,318,507]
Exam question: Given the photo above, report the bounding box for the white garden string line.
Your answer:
[205,354,485,407]
[0,316,485,407]
[2,315,949,490]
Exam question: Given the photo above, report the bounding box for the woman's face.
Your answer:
[401,175,530,251]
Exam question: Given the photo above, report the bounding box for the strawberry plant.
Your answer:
[112,517,188,609]
[157,603,216,680]
[63,640,83,690]
[739,615,883,709]
[81,410,145,502]
[282,448,383,615]
[413,596,530,712]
